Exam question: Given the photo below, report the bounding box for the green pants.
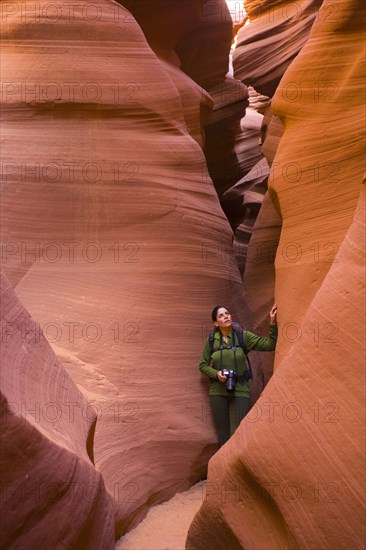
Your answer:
[210,395,250,446]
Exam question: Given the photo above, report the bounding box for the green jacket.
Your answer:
[199,324,278,397]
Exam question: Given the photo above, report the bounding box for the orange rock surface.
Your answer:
[187,187,365,549]
[2,0,364,546]
[269,0,365,354]
[0,273,115,548]
[186,0,365,548]
[230,0,323,281]
[233,0,323,97]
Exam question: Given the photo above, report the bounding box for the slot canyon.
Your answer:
[0,1,365,549]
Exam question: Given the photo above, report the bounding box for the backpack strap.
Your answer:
[232,323,248,353]
[233,326,253,381]
[208,327,224,372]
[232,323,254,382]
[208,327,217,355]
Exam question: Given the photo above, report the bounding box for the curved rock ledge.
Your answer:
[0,273,115,549]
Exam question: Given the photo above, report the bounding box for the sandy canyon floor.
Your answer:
[116,482,206,550]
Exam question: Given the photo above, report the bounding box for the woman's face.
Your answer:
[215,307,232,329]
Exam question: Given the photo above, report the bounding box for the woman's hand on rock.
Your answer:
[269,303,278,324]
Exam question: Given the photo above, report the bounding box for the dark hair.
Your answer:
[211,305,229,322]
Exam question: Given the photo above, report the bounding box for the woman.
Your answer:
[199,304,278,446]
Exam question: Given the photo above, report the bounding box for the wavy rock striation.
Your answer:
[120,1,250,219]
[230,0,322,273]
[233,0,324,97]
[0,0,254,536]
[186,0,365,547]
[187,186,365,549]
[0,273,115,549]
[231,0,324,280]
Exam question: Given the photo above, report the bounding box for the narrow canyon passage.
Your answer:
[0,1,364,550]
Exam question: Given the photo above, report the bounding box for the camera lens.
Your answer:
[225,370,237,392]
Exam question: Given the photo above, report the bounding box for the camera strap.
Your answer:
[218,330,251,382]
[232,331,238,373]
[219,331,238,372]
[219,331,223,372]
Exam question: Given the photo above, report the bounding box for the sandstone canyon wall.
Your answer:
[231,0,324,300]
[233,0,324,97]
[225,0,325,391]
[186,0,365,548]
[0,0,257,539]
[1,0,364,547]
[0,273,115,549]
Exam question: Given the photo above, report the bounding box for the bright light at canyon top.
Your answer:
[225,0,247,25]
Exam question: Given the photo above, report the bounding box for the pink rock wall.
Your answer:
[0,273,115,549]
[186,0,366,547]
[0,0,256,537]
[3,1,363,546]
[121,1,249,214]
[117,0,233,90]
[175,0,233,89]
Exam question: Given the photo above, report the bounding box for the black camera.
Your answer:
[221,369,237,392]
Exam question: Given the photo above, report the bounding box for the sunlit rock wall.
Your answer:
[0,273,115,549]
[231,0,323,281]
[0,0,254,536]
[187,188,365,550]
[186,0,365,547]
[268,0,365,352]
[233,0,324,97]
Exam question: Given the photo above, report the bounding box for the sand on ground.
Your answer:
[115,481,206,550]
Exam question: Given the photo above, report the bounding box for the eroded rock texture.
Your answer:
[186,0,365,548]
[0,0,258,536]
[230,0,324,277]
[267,0,365,348]
[233,0,324,97]
[0,273,115,549]
[120,0,251,237]
[187,187,365,550]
